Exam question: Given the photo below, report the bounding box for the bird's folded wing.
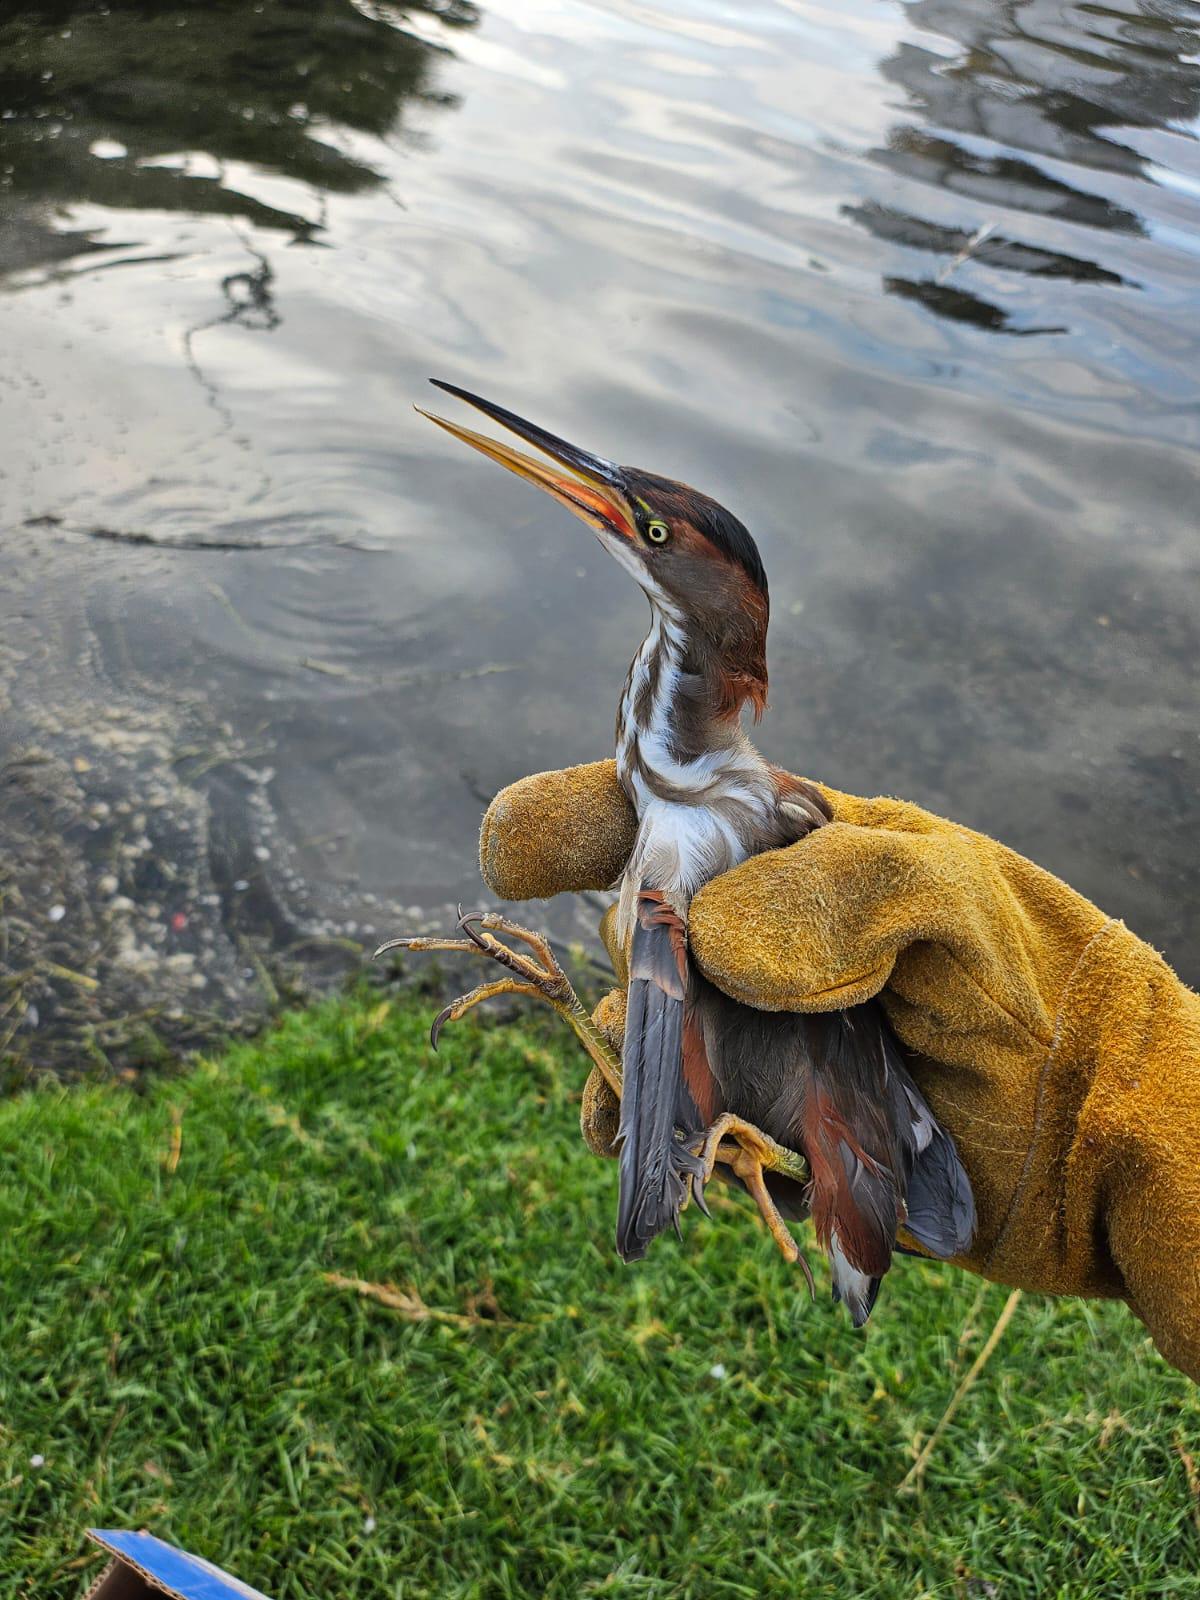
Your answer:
[615,889,704,1261]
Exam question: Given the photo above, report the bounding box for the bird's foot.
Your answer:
[375,910,624,1096]
[689,1113,815,1293]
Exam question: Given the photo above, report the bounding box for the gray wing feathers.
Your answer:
[615,907,704,1262]
[890,1042,976,1258]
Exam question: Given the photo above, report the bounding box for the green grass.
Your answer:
[0,992,1196,1599]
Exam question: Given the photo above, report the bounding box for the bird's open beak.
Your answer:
[418,380,637,541]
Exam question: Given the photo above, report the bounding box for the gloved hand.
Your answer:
[480,760,1200,1381]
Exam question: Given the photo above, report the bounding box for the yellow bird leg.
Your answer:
[380,910,813,1285]
[693,1116,815,1291]
[376,910,623,1095]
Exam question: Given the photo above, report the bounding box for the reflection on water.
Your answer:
[851,0,1200,331]
[1,0,1198,1073]
[0,0,477,270]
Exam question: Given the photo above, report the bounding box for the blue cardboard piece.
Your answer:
[84,1531,272,1600]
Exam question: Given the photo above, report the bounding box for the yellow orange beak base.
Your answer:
[418,380,636,540]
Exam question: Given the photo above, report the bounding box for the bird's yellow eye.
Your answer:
[646,519,670,544]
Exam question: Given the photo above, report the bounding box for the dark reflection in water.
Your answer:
[882,270,1069,334]
[1,0,1198,1075]
[1,0,483,1073]
[851,0,1200,332]
[0,0,476,271]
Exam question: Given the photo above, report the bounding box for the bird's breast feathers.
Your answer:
[617,790,771,945]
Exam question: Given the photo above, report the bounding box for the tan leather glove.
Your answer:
[480,760,1200,1380]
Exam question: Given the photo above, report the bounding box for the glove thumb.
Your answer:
[688,820,934,1013]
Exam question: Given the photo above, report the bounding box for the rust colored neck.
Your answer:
[615,598,769,808]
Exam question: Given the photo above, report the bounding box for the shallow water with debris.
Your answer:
[2,0,1198,1074]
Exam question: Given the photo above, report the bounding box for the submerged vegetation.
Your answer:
[0,990,1195,1598]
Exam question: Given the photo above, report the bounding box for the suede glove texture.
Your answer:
[480,759,1200,1381]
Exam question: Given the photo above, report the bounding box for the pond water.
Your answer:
[2,0,1198,1073]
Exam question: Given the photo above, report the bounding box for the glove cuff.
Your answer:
[984,919,1200,1316]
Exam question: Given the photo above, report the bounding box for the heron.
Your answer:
[380,380,974,1322]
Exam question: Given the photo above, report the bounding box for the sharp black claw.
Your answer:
[373,936,410,960]
[458,908,490,950]
[430,1003,454,1050]
[692,1176,712,1219]
[798,1253,816,1301]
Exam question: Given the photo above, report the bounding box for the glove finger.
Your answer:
[592,985,626,1053]
[580,987,625,1159]
[688,818,968,1014]
[580,1066,621,1158]
[598,903,629,986]
[479,760,636,900]
[770,774,947,834]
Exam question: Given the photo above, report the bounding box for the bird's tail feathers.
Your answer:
[802,1061,899,1325]
[828,1232,881,1328]
[897,1075,976,1258]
